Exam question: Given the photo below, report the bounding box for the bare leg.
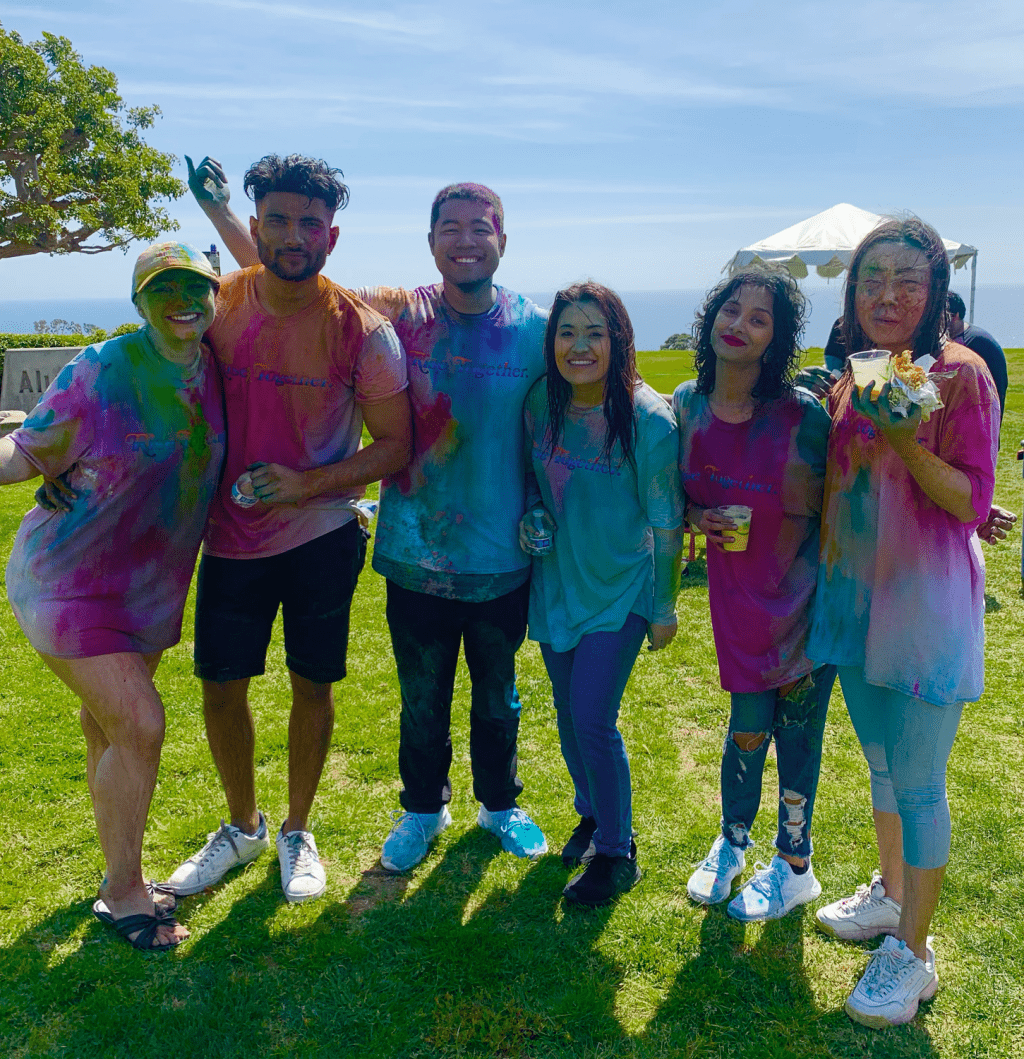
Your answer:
[874,808,905,903]
[43,651,186,948]
[283,672,334,834]
[201,678,260,834]
[900,863,945,960]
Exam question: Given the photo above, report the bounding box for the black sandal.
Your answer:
[92,901,185,952]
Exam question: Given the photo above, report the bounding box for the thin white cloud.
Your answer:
[179,0,438,38]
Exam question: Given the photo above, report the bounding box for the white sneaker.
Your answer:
[276,826,327,903]
[845,935,938,1028]
[163,812,269,895]
[816,871,901,940]
[727,855,821,921]
[687,834,746,905]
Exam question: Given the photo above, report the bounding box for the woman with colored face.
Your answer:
[521,282,684,906]
[808,219,999,1027]
[0,243,225,952]
[674,264,835,925]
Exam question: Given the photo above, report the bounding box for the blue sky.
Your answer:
[2,0,1022,302]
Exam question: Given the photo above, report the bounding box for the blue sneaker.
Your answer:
[477,806,548,858]
[727,855,821,922]
[687,834,746,905]
[380,807,451,872]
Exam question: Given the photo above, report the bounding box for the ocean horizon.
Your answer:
[2,284,1021,351]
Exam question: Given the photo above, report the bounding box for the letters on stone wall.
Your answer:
[0,348,82,414]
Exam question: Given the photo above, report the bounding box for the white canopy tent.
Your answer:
[725,203,979,322]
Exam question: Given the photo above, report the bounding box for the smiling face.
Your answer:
[250,191,338,282]
[854,240,931,354]
[710,283,775,368]
[428,198,506,294]
[135,269,216,357]
[553,300,611,407]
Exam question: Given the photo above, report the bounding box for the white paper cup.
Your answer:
[718,504,752,552]
[848,349,891,397]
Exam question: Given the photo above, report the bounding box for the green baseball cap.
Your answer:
[132,241,220,300]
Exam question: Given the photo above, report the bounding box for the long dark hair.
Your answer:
[544,281,639,468]
[692,262,807,401]
[841,216,949,360]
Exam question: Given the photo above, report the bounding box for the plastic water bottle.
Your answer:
[523,508,553,555]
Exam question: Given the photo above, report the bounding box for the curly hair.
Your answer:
[430,183,504,237]
[840,216,949,360]
[544,281,639,469]
[691,263,807,401]
[244,154,350,213]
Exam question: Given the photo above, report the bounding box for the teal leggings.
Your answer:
[838,667,964,870]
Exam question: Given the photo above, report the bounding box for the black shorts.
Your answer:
[194,519,367,685]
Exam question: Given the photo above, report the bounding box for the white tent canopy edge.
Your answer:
[725,203,979,322]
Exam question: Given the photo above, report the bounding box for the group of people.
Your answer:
[0,152,1004,1031]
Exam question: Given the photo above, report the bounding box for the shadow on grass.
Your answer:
[638,904,940,1059]
[1,832,628,1058]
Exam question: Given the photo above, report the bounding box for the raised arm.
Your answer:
[248,390,413,505]
[186,154,260,269]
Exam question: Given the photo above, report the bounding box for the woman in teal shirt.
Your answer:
[522,281,684,906]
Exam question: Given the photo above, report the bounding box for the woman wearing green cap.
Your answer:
[0,242,225,951]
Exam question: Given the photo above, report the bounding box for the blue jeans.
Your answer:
[540,612,648,857]
[838,666,964,870]
[720,665,837,859]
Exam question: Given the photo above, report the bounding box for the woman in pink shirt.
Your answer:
[809,218,999,1027]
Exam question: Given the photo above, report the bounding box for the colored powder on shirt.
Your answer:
[203,268,407,560]
[674,382,830,693]
[358,283,547,600]
[807,343,999,705]
[526,379,684,652]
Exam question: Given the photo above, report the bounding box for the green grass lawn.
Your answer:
[1,349,1022,1058]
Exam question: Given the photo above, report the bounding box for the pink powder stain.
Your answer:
[391,391,456,494]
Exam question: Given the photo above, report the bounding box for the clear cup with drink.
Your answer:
[717,504,753,552]
[848,349,891,398]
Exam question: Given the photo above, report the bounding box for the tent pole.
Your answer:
[969,253,977,324]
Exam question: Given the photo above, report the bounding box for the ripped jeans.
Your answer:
[720,664,837,860]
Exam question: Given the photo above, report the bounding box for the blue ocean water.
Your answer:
[2,284,1020,350]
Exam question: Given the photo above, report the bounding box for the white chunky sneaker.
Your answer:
[381,807,452,872]
[276,826,327,903]
[687,834,746,905]
[727,855,821,921]
[816,870,901,940]
[163,812,269,895]
[845,935,938,1028]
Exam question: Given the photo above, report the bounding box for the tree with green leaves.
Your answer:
[660,332,693,351]
[0,23,184,260]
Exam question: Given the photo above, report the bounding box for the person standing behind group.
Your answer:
[168,153,411,905]
[675,264,836,922]
[522,282,683,905]
[945,291,1007,419]
[809,217,999,1028]
[184,168,550,871]
[1,243,225,951]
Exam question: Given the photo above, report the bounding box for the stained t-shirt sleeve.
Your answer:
[10,350,98,477]
[932,356,999,524]
[638,413,685,530]
[352,320,409,405]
